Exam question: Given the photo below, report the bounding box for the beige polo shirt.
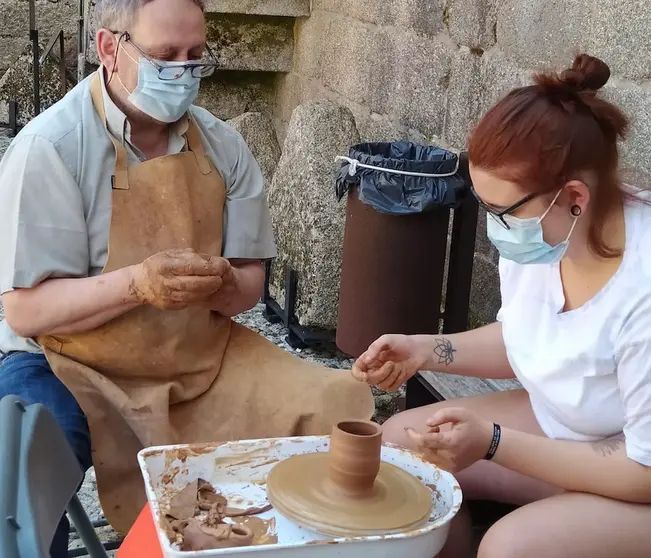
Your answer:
[0,70,276,354]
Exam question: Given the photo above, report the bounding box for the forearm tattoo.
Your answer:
[590,433,625,457]
[433,338,456,366]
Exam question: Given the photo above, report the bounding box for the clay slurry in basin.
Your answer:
[266,420,433,537]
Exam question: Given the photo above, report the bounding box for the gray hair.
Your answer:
[94,0,205,32]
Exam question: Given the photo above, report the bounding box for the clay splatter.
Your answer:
[426,483,442,501]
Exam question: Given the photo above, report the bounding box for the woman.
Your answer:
[352,54,651,558]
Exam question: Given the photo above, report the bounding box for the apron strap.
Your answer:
[89,71,212,182]
[89,72,130,190]
[38,335,63,354]
[185,117,212,175]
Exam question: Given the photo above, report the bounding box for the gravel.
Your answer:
[0,130,13,159]
[69,303,404,554]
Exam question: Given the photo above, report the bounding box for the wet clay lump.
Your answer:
[266,420,433,537]
[162,478,276,551]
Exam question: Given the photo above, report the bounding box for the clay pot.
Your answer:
[326,419,383,499]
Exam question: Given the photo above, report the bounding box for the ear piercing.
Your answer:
[571,205,582,217]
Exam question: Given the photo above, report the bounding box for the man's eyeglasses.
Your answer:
[119,32,219,80]
[470,185,538,230]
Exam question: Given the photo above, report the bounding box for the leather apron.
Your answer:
[37,73,374,534]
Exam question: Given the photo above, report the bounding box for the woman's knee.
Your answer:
[381,411,414,448]
[381,401,448,447]
[478,515,528,558]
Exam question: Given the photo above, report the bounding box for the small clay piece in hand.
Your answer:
[129,248,226,310]
[181,519,255,551]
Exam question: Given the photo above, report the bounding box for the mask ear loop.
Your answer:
[551,203,582,263]
[564,210,580,242]
[536,188,565,224]
[115,46,140,96]
[107,32,127,86]
[538,190,581,255]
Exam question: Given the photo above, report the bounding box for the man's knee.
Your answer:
[322,371,374,422]
[0,351,49,396]
[0,351,92,471]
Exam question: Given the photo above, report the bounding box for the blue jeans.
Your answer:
[0,351,93,558]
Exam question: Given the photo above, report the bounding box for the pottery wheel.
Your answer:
[266,453,433,537]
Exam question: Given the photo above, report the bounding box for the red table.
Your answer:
[116,504,164,558]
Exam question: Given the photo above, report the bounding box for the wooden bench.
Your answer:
[406,371,522,409]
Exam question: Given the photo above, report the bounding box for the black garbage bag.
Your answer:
[336,141,467,215]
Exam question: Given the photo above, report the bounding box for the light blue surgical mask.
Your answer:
[486,189,579,265]
[119,48,200,123]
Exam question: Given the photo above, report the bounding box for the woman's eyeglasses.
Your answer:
[470,185,538,230]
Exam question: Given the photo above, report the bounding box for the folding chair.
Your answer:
[0,395,110,558]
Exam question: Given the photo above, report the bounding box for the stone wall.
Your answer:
[273,0,651,324]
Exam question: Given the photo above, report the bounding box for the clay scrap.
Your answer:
[162,478,274,551]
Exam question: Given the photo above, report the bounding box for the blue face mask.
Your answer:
[486,189,579,265]
[119,49,200,123]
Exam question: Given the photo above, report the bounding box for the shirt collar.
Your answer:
[97,67,189,156]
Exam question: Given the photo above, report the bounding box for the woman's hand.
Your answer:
[351,334,432,391]
[406,407,494,473]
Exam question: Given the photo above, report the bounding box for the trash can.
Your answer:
[335,141,470,358]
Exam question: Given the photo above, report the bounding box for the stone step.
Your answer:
[206,14,295,73]
[204,0,310,17]
[196,70,276,122]
[87,13,297,73]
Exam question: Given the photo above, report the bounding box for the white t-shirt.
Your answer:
[497,195,651,466]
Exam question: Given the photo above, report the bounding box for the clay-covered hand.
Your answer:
[405,407,494,473]
[208,257,235,290]
[351,334,430,392]
[129,248,229,310]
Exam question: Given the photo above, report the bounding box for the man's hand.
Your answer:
[405,408,494,473]
[209,256,236,291]
[129,248,228,310]
[202,259,264,317]
[351,334,432,392]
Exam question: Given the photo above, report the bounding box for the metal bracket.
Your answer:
[262,261,335,350]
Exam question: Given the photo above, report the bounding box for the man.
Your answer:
[0,0,374,555]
